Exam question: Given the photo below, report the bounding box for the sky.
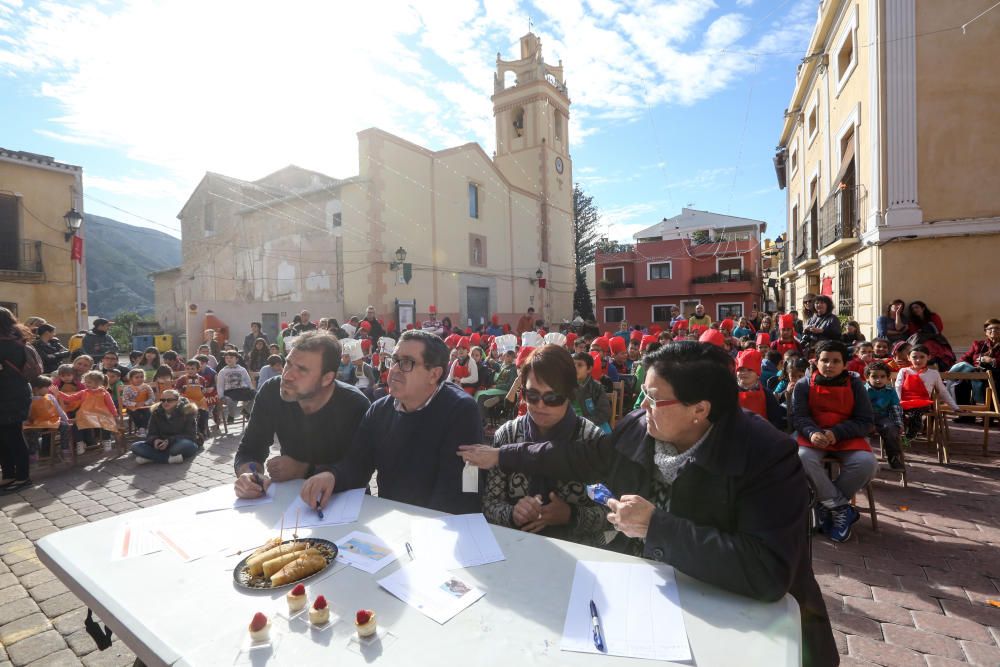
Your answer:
[0,0,818,242]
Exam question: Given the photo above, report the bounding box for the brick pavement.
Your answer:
[0,423,998,666]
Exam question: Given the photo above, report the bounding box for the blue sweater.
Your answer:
[331,382,483,514]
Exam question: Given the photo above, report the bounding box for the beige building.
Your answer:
[158,32,574,351]
[0,148,85,336]
[774,0,1000,345]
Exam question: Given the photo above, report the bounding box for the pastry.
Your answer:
[270,553,326,586]
[309,595,330,625]
[248,612,270,642]
[355,609,377,638]
[247,542,308,576]
[263,548,320,579]
[287,584,307,613]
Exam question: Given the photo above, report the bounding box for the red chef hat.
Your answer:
[736,349,762,375]
[406,323,415,330]
[649,325,662,335]
[386,320,396,333]
[756,332,771,346]
[565,332,578,348]
[491,314,499,325]
[372,352,380,367]
[359,320,372,332]
[503,323,511,333]
[721,319,734,331]
[629,330,643,342]
[465,327,472,334]
[361,338,372,354]
[457,336,471,350]
[589,351,603,380]
[779,314,795,329]
[429,305,437,314]
[676,320,689,330]
[470,333,481,347]
[699,329,726,348]
[280,322,288,330]
[516,346,535,368]
[640,334,658,351]
[609,336,626,354]
[444,334,460,349]
[594,337,611,353]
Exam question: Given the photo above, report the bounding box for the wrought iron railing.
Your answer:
[691,270,755,284]
[0,240,43,274]
[818,185,867,250]
[793,214,817,265]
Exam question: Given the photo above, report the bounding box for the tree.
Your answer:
[572,183,600,320]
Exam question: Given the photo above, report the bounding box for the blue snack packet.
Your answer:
[586,483,616,506]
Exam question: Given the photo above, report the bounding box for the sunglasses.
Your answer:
[523,389,567,407]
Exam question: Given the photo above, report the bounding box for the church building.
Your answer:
[159,32,574,349]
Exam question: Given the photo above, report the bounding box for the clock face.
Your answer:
[555,157,564,174]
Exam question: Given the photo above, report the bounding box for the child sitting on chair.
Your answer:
[864,361,905,471]
[792,340,877,543]
[571,352,612,433]
[736,349,785,430]
[895,345,960,438]
[59,370,118,454]
[25,376,71,460]
[122,368,155,437]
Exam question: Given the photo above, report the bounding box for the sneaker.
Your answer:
[483,396,501,408]
[827,505,860,543]
[76,441,86,455]
[134,456,153,464]
[813,505,831,534]
[167,454,184,464]
[888,455,906,471]
[102,439,114,452]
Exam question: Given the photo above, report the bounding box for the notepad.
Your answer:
[195,483,277,513]
[561,561,691,662]
[273,487,364,530]
[111,519,162,560]
[409,513,504,570]
[378,562,484,624]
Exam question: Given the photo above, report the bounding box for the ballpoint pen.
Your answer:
[248,462,264,489]
[315,499,324,521]
[405,542,414,560]
[589,600,606,653]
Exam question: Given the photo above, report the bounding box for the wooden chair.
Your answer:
[822,456,879,531]
[608,390,620,428]
[872,434,907,488]
[611,381,625,425]
[938,371,1000,456]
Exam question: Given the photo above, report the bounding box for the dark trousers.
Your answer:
[0,422,30,481]
[130,409,151,429]
[903,408,930,438]
[874,414,902,458]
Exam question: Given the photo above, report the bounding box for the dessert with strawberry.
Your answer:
[248,612,270,642]
[355,609,377,638]
[287,583,307,613]
[309,595,330,625]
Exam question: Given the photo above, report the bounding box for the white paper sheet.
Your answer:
[334,531,398,574]
[153,520,225,563]
[194,482,277,513]
[378,562,484,624]
[409,513,504,570]
[111,520,162,560]
[273,488,365,530]
[560,561,691,662]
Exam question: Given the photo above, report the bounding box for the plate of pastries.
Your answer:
[233,537,339,591]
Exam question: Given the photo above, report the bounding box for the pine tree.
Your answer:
[572,183,600,320]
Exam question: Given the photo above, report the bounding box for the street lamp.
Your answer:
[389,246,407,270]
[64,208,83,241]
[535,268,543,281]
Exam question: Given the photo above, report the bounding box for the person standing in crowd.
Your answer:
[99,350,129,379]
[243,322,268,355]
[688,303,712,329]
[421,307,444,336]
[802,296,842,345]
[864,362,905,471]
[360,306,385,340]
[247,338,270,373]
[459,341,837,667]
[0,307,40,493]
[256,355,284,389]
[293,310,317,335]
[32,323,70,374]
[571,352,611,433]
[82,318,119,358]
[876,300,909,344]
[516,307,535,336]
[801,293,817,323]
[203,329,222,359]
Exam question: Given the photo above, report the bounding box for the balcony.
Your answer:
[818,185,867,253]
[598,280,636,298]
[778,247,796,279]
[793,215,819,269]
[691,270,756,295]
[0,240,44,283]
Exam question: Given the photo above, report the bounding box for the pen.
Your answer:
[405,542,414,560]
[248,462,264,489]
[315,499,324,521]
[589,599,606,652]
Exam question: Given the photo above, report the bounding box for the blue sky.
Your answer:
[0,0,816,242]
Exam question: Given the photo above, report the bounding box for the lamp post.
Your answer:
[389,246,407,270]
[64,208,85,331]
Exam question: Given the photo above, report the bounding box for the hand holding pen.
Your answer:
[234,462,271,499]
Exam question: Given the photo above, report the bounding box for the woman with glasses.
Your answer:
[129,389,200,464]
[459,341,836,667]
[483,345,608,546]
[949,318,1000,413]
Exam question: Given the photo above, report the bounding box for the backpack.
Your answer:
[2,336,43,381]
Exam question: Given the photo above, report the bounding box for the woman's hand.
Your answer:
[512,495,542,527]
[607,495,655,539]
[519,493,572,533]
[457,445,500,469]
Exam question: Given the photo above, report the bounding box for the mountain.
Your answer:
[84,213,182,318]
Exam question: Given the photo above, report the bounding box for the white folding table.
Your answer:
[37,480,801,666]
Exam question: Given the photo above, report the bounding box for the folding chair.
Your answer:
[872,433,907,487]
[608,391,620,428]
[822,456,879,531]
[611,381,625,425]
[940,371,1000,456]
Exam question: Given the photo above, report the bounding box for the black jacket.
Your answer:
[33,337,71,374]
[0,336,32,424]
[147,398,198,444]
[498,408,838,667]
[81,329,120,357]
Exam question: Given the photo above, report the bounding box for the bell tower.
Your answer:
[492,32,572,318]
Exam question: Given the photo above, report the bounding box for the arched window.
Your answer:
[512,107,525,137]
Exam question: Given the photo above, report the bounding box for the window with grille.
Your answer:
[838,259,854,317]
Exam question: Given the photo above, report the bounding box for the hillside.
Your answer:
[84,213,182,318]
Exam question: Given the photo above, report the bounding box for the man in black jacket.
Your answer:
[460,342,838,667]
[33,324,70,374]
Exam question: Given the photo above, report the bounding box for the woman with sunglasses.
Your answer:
[460,341,836,667]
[482,345,608,546]
[129,389,200,464]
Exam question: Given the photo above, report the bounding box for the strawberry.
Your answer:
[356,609,373,625]
[249,612,268,632]
[291,584,306,596]
[313,595,328,610]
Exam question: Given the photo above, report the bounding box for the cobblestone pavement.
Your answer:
[0,424,998,666]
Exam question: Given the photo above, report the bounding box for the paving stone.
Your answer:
[0,613,51,647]
[0,539,34,556]
[939,598,1000,628]
[841,564,903,589]
[18,568,55,590]
[63,628,98,657]
[924,656,972,667]
[818,573,876,599]
[0,530,25,546]
[829,608,884,639]
[23,527,59,542]
[84,512,115,523]
[865,556,927,577]
[899,575,969,602]
[0,572,18,589]
[24,648,81,666]
[880,623,964,659]
[52,516,87,529]
[912,610,993,642]
[838,657,879,667]
[871,587,943,613]
[844,597,915,626]
[16,520,52,534]
[79,642,135,666]
[26,579,68,603]
[50,607,90,636]
[0,584,28,605]
[5,629,68,666]
[38,592,83,618]
[961,639,1000,665]
[9,559,44,577]
[847,634,925,667]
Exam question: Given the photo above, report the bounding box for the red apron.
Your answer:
[451,360,476,395]
[774,339,799,355]
[738,387,768,418]
[26,396,61,429]
[796,373,871,452]
[899,370,933,410]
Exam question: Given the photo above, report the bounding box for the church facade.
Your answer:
[159,32,574,350]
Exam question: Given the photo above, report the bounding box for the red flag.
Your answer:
[70,236,83,262]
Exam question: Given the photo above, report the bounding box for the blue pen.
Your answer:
[248,462,264,489]
[589,599,606,652]
[315,499,324,521]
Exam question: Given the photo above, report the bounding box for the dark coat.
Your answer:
[147,398,198,444]
[81,329,119,357]
[33,337,71,374]
[498,408,838,667]
[0,336,32,424]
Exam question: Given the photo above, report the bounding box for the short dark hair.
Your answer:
[573,351,594,368]
[36,323,55,336]
[910,344,930,356]
[251,321,262,329]
[519,344,577,399]
[289,331,342,377]
[645,342,738,423]
[813,295,835,314]
[127,368,145,380]
[187,358,203,368]
[30,375,52,389]
[815,339,849,361]
[267,354,284,366]
[398,329,449,383]
[865,361,892,377]
[527,307,535,313]
[984,318,1000,330]
[766,350,782,365]
[856,340,873,349]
